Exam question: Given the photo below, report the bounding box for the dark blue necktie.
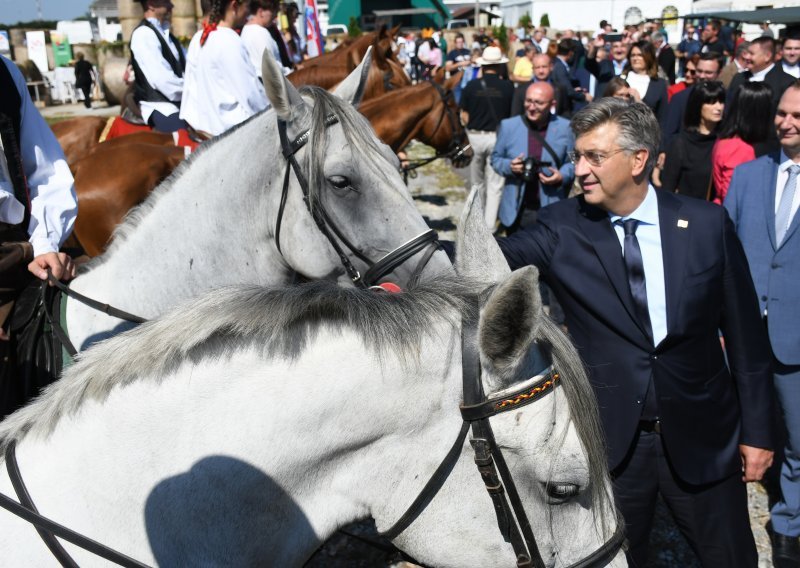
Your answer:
[617,219,653,339]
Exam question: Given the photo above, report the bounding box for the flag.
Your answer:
[305,0,323,58]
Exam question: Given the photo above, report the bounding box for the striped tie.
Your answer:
[777,164,800,245]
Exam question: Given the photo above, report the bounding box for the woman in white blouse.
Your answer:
[180,0,268,136]
[621,40,668,124]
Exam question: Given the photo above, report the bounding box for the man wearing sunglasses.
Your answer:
[497,98,773,567]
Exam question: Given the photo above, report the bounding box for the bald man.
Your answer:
[492,82,575,232]
[510,54,569,117]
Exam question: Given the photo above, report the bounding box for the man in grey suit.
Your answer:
[725,82,800,568]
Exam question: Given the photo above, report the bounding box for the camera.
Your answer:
[521,157,552,183]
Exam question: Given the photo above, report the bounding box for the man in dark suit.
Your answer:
[727,36,795,108]
[725,83,800,568]
[652,31,676,84]
[497,98,774,567]
[585,38,628,98]
[551,39,591,117]
[661,52,723,149]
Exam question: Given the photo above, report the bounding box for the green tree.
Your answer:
[518,13,532,31]
[540,13,550,28]
[492,23,509,52]
[347,17,361,38]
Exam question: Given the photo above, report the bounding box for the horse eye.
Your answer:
[328,175,355,192]
[544,482,581,503]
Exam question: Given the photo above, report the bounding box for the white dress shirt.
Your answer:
[240,23,291,78]
[0,56,77,256]
[783,62,800,78]
[775,151,800,222]
[129,17,185,123]
[609,185,668,346]
[180,27,268,136]
[749,62,774,82]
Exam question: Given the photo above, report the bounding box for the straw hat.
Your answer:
[476,46,509,66]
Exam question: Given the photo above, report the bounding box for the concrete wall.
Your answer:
[530,0,693,33]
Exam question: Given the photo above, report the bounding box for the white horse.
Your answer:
[64,50,451,352]
[0,191,626,567]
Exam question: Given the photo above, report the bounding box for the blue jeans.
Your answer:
[772,359,800,537]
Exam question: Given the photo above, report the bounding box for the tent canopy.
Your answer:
[688,7,800,24]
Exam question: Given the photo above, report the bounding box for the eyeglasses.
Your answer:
[685,69,697,75]
[569,148,626,166]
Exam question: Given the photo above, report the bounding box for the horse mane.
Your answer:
[0,276,476,448]
[80,85,390,274]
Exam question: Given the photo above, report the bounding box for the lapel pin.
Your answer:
[677,219,689,228]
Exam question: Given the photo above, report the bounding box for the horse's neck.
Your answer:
[67,117,288,350]
[3,326,463,565]
[366,86,436,152]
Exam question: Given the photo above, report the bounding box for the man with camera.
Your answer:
[492,81,575,233]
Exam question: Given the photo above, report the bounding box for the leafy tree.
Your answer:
[540,13,550,28]
[518,13,532,30]
[347,16,361,37]
[492,22,509,52]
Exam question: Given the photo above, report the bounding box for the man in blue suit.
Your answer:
[491,81,574,232]
[725,83,800,568]
[498,98,773,567]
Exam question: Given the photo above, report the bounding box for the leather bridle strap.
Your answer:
[46,272,146,325]
[362,230,438,286]
[0,441,151,568]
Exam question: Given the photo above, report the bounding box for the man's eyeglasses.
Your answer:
[569,148,626,166]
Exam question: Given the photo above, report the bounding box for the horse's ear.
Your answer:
[389,24,401,38]
[262,51,304,120]
[455,187,511,283]
[479,266,543,375]
[373,36,389,69]
[333,46,373,106]
[445,70,462,90]
[431,66,446,84]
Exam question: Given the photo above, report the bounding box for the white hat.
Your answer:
[476,46,509,66]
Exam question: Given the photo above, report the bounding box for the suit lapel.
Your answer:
[656,191,688,338]
[576,199,651,347]
[765,154,780,250]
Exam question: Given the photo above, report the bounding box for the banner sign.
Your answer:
[305,0,324,58]
[25,31,49,74]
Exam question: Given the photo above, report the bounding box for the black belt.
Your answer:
[639,419,661,434]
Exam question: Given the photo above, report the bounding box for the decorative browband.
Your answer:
[460,369,560,422]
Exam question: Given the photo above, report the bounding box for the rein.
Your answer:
[379,309,627,568]
[274,114,440,288]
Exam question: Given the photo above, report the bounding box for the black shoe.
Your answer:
[773,533,800,568]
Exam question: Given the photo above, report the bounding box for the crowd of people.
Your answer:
[3,2,800,565]
[446,17,800,568]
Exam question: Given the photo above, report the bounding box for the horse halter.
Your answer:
[402,81,473,175]
[381,309,627,568]
[275,116,440,288]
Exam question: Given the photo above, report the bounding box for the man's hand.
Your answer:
[740,444,773,482]
[510,154,526,175]
[539,168,563,185]
[28,252,76,283]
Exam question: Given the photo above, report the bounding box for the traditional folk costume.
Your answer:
[0,55,77,413]
[180,26,268,136]
[241,23,292,79]
[129,16,187,132]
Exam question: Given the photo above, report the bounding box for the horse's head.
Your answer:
[384,189,624,567]
[418,73,473,168]
[261,49,452,288]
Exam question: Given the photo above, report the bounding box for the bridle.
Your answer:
[379,307,627,568]
[274,114,441,288]
[0,308,626,568]
[402,81,472,179]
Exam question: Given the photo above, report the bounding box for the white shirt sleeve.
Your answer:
[218,31,268,124]
[130,24,184,102]
[4,57,77,256]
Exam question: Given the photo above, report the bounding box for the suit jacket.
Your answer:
[724,153,800,365]
[727,64,795,108]
[491,114,575,227]
[657,45,677,85]
[638,76,668,125]
[585,57,616,98]
[551,57,586,116]
[719,61,743,88]
[662,84,691,150]
[498,191,773,484]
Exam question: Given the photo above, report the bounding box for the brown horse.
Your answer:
[301,25,399,68]
[50,116,109,166]
[289,37,409,98]
[71,142,186,256]
[359,72,473,167]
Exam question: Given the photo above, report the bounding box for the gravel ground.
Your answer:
[304,143,777,567]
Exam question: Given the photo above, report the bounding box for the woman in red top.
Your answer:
[667,54,698,101]
[711,82,773,204]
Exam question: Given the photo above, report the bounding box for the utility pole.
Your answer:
[474,0,480,28]
[35,0,43,20]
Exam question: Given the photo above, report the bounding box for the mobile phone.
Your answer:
[605,33,623,42]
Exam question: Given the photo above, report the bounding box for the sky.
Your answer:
[0,0,94,25]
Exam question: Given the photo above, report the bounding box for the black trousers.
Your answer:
[77,83,92,108]
[613,429,757,567]
[147,110,189,134]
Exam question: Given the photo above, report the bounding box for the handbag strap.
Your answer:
[524,118,563,170]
